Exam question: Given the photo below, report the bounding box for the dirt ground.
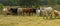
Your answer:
[0,15,60,26]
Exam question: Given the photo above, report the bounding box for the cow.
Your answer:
[2,8,11,15]
[36,9,40,16]
[39,7,54,19]
[22,8,36,16]
[17,8,23,15]
[2,7,18,15]
[53,10,60,18]
[10,8,18,15]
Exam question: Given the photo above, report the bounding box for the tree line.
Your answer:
[0,0,59,7]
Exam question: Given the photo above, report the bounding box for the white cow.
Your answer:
[2,8,11,15]
[36,9,40,16]
[17,8,23,15]
[39,7,53,19]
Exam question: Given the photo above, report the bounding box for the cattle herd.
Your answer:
[2,6,60,19]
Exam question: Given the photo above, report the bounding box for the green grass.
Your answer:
[0,15,60,26]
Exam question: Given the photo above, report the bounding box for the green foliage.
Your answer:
[47,0,57,6]
[0,0,59,8]
[0,4,4,11]
[0,4,4,8]
[19,0,41,7]
[57,0,60,5]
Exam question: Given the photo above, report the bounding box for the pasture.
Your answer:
[0,6,60,26]
[0,15,60,26]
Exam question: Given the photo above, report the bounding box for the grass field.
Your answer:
[0,15,60,26]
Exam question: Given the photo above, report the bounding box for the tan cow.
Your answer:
[53,10,60,18]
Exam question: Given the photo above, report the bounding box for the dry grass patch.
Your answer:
[0,15,60,26]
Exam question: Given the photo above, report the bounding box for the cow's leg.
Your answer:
[19,12,22,16]
[26,12,29,15]
[49,11,54,19]
[31,12,33,16]
[45,11,49,19]
[22,12,24,16]
[28,12,31,16]
[21,12,23,16]
[34,12,36,15]
[40,12,42,17]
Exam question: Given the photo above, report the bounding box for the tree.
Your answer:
[47,0,57,6]
[0,3,4,12]
[18,0,41,8]
[57,0,60,5]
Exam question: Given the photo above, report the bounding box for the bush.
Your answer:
[0,4,4,14]
[0,4,4,10]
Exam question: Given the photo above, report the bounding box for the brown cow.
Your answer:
[22,8,32,15]
[22,8,36,15]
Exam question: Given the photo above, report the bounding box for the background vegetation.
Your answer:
[0,0,60,11]
[0,0,58,7]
